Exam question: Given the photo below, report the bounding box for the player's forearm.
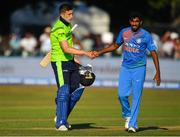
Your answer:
[60,41,86,56]
[64,47,86,56]
[151,51,160,74]
[98,43,119,55]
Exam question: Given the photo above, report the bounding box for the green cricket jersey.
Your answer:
[50,19,73,61]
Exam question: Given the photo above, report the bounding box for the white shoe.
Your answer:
[54,116,71,129]
[128,127,136,133]
[125,117,130,129]
[54,116,57,123]
[57,125,68,131]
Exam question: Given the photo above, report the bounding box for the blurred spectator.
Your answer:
[173,36,180,60]
[73,34,84,50]
[0,35,11,56]
[101,32,114,57]
[0,35,2,55]
[9,33,21,56]
[72,34,84,64]
[151,32,163,57]
[93,34,105,50]
[0,28,180,59]
[161,31,171,43]
[161,31,176,58]
[81,34,95,51]
[20,32,37,57]
[39,26,51,56]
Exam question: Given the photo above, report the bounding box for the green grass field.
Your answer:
[0,85,180,136]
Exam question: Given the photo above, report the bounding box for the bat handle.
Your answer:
[71,24,78,31]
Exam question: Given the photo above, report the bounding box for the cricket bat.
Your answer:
[39,51,51,68]
[39,24,78,68]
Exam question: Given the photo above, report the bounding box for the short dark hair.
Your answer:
[129,12,143,21]
[59,2,73,13]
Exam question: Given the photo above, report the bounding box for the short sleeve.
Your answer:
[56,28,67,42]
[115,29,124,46]
[146,33,158,52]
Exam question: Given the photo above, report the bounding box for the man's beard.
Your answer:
[131,26,140,32]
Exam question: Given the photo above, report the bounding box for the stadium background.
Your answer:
[0,0,180,136]
[1,0,180,35]
[0,0,179,88]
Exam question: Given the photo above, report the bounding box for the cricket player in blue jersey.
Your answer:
[94,12,161,133]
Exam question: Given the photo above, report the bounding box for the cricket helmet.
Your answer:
[79,64,96,86]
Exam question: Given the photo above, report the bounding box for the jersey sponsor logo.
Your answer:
[123,42,140,53]
[124,42,140,48]
[123,46,139,53]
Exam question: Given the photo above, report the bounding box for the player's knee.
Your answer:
[57,84,70,101]
[118,94,127,101]
[70,85,80,93]
[71,87,85,102]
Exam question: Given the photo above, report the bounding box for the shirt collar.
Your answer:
[131,28,141,35]
[59,16,70,26]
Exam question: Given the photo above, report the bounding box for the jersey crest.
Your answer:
[136,38,141,44]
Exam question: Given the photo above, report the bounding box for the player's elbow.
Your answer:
[111,43,119,50]
[151,50,157,56]
[63,47,71,54]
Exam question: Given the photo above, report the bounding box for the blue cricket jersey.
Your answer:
[115,27,157,68]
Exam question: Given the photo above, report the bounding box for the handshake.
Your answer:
[84,51,100,59]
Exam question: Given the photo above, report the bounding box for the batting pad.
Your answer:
[56,84,70,128]
[68,87,85,116]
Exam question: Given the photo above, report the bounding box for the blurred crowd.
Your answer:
[0,26,51,57]
[153,31,180,59]
[0,26,180,59]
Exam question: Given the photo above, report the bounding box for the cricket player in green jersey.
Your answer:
[50,2,94,131]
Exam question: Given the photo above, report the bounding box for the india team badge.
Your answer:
[136,38,141,44]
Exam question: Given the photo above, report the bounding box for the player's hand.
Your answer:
[153,72,161,86]
[91,51,99,59]
[85,51,95,59]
